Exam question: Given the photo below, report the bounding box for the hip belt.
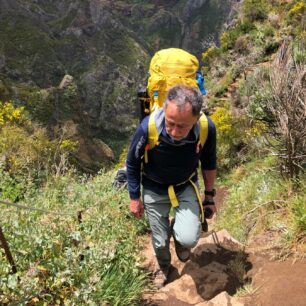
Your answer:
[143,172,204,223]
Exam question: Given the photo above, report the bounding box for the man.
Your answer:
[126,84,217,288]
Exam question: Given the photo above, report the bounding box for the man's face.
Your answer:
[164,100,199,141]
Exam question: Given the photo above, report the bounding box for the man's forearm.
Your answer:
[202,169,216,194]
[126,163,141,199]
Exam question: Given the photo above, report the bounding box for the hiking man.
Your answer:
[126,84,217,288]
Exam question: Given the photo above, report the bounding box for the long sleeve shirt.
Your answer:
[126,110,216,200]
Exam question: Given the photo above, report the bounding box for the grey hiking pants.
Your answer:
[143,184,201,269]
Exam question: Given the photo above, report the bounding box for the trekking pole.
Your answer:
[0,225,17,274]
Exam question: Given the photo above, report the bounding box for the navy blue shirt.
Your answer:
[126,112,216,199]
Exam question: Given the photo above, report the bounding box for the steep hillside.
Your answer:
[0,0,233,169]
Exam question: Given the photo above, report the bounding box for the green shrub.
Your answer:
[238,21,256,33]
[289,194,306,239]
[220,31,238,51]
[211,83,227,97]
[242,0,269,22]
[293,39,306,64]
[220,21,256,51]
[202,46,221,64]
[261,23,275,37]
[0,101,79,201]
[242,66,272,121]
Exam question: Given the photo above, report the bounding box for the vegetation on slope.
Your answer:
[203,0,306,257]
[0,102,147,305]
[0,171,147,305]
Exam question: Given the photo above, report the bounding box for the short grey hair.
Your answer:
[164,84,203,116]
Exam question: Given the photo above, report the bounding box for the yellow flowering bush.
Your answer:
[0,101,25,126]
[211,107,238,141]
[0,101,78,200]
[244,120,267,141]
[211,106,266,171]
[287,0,306,32]
[0,125,56,174]
[220,32,233,51]
[59,139,78,153]
[289,1,305,19]
[202,46,220,63]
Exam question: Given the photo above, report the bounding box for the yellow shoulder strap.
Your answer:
[199,113,209,147]
[148,111,159,149]
[144,111,159,163]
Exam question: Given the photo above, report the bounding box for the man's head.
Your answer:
[163,85,203,141]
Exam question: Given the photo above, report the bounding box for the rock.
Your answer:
[62,120,78,138]
[143,291,169,303]
[161,274,204,304]
[0,79,11,99]
[142,230,250,305]
[59,75,74,89]
[75,136,115,170]
[183,0,208,20]
[195,229,243,253]
[92,138,115,161]
[195,291,245,306]
[0,54,5,70]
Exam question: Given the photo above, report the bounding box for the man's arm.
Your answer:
[202,169,217,218]
[200,117,217,218]
[126,119,148,219]
[202,169,216,196]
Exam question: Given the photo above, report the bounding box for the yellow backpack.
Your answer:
[140,48,209,161]
[140,48,200,116]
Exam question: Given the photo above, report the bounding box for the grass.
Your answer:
[215,156,306,257]
[227,251,249,284]
[234,282,256,297]
[0,170,148,305]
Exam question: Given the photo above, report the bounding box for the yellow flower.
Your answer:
[59,139,78,152]
[0,101,25,125]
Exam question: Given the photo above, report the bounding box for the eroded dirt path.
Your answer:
[140,187,306,306]
[245,233,306,306]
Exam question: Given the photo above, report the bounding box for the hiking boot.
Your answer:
[170,219,191,262]
[153,267,169,289]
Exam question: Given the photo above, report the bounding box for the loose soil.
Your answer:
[140,187,306,306]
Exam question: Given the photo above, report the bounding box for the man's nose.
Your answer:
[170,126,181,137]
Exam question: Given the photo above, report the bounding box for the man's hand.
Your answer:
[202,198,217,219]
[204,204,217,219]
[129,199,144,219]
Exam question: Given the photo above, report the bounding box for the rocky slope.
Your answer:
[0,0,234,167]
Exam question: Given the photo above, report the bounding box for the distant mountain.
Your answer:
[0,0,234,166]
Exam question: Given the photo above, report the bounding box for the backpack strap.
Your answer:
[167,175,204,223]
[198,113,209,148]
[144,110,160,163]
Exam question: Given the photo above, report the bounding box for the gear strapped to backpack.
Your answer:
[138,48,206,120]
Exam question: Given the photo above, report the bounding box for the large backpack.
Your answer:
[138,48,206,119]
[139,48,208,161]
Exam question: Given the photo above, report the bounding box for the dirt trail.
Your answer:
[140,188,306,306]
